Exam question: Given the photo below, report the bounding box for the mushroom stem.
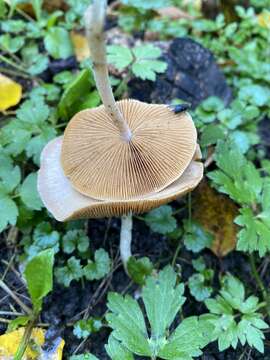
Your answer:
[120,213,133,271]
[84,0,132,142]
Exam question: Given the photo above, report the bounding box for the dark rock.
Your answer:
[129,37,232,108]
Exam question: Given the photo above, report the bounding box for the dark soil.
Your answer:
[1,37,270,360]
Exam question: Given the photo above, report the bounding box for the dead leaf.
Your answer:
[0,327,64,359]
[157,6,194,20]
[0,73,22,112]
[18,0,68,16]
[71,31,90,62]
[192,180,238,257]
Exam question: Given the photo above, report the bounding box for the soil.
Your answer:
[1,37,270,360]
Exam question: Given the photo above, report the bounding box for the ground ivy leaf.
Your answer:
[55,256,83,287]
[16,96,50,125]
[84,248,111,281]
[183,220,213,253]
[127,256,153,285]
[144,205,177,235]
[62,229,89,254]
[73,318,102,339]
[0,196,18,232]
[20,173,43,211]
[188,274,213,302]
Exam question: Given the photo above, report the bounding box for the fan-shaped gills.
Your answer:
[61,99,197,201]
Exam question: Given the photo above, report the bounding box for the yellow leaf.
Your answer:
[0,73,22,111]
[71,31,90,62]
[192,181,238,257]
[0,327,64,359]
[258,11,270,29]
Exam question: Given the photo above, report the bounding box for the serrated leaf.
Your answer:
[142,266,185,340]
[158,317,205,359]
[24,249,54,312]
[17,96,50,125]
[84,249,111,281]
[20,173,43,211]
[106,292,151,356]
[107,45,133,69]
[105,335,135,360]
[145,205,177,235]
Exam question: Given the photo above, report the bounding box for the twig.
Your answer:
[0,280,31,315]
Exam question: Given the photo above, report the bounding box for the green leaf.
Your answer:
[0,33,24,53]
[25,222,60,259]
[235,207,270,256]
[120,0,171,9]
[1,20,26,33]
[107,45,133,69]
[239,85,270,106]
[24,249,54,313]
[200,124,225,147]
[0,196,18,232]
[142,266,185,340]
[58,69,99,120]
[105,335,135,360]
[55,256,83,287]
[62,229,89,254]
[106,292,151,356]
[158,317,205,359]
[0,152,21,193]
[127,256,153,285]
[131,44,167,81]
[17,96,50,125]
[201,96,225,113]
[73,318,102,339]
[144,205,177,235]
[20,173,43,211]
[208,141,262,205]
[32,0,43,21]
[44,26,73,59]
[183,220,213,253]
[84,249,111,281]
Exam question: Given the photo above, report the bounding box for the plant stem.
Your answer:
[120,213,133,272]
[249,253,270,317]
[14,313,38,360]
[84,0,132,142]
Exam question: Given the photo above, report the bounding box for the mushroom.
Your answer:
[37,0,203,271]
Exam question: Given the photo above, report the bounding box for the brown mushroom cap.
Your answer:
[39,137,203,221]
[61,99,197,201]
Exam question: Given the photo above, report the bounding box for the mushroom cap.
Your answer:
[61,99,197,201]
[38,137,203,221]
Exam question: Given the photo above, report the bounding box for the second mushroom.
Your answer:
[37,0,203,272]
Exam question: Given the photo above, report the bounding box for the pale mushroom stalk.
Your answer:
[85,0,134,269]
[84,0,132,142]
[120,213,133,269]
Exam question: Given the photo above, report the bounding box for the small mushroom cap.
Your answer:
[61,99,197,201]
[38,137,203,221]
